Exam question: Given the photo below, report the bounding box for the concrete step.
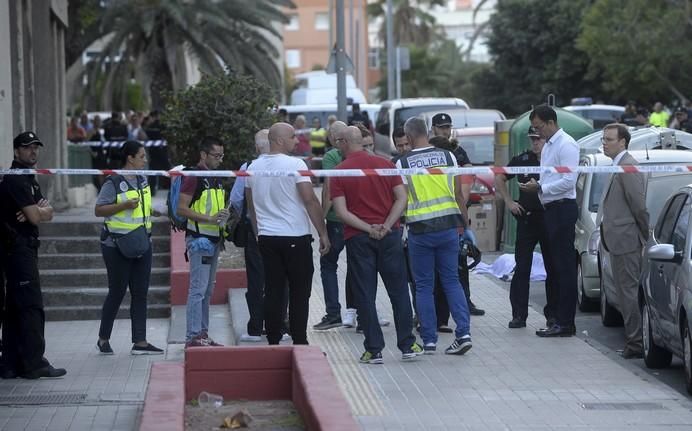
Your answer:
[45,304,170,321]
[39,236,170,254]
[38,253,170,270]
[41,219,171,237]
[43,286,170,307]
[40,267,170,288]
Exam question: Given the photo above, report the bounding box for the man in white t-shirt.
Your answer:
[246,122,330,345]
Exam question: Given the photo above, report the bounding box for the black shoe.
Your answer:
[313,315,342,331]
[545,317,557,328]
[620,348,644,359]
[508,318,526,328]
[0,367,17,379]
[536,324,574,338]
[131,343,164,355]
[96,339,114,355]
[469,302,485,316]
[21,365,67,379]
[437,325,454,333]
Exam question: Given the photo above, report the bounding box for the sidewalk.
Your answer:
[231,248,692,430]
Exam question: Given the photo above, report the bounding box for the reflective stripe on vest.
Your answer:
[400,148,461,223]
[104,177,152,234]
[190,186,225,238]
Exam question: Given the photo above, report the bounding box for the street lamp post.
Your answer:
[386,0,395,100]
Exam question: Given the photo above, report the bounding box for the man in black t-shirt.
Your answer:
[0,132,66,379]
[495,126,557,329]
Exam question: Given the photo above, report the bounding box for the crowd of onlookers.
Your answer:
[620,100,692,132]
[67,110,165,143]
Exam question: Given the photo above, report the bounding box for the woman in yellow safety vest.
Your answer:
[94,140,163,356]
[310,117,327,156]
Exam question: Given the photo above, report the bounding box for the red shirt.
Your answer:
[330,151,403,240]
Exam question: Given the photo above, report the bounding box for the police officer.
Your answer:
[0,132,66,379]
[431,113,485,317]
[494,126,556,328]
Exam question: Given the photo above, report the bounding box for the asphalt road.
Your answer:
[479,252,690,399]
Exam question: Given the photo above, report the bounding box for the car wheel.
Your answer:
[684,323,692,395]
[600,277,623,327]
[641,300,672,369]
[577,262,597,312]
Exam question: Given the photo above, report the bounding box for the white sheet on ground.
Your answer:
[473,252,546,281]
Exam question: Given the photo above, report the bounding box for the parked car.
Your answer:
[374,98,470,155]
[597,151,692,328]
[641,184,692,393]
[579,127,692,154]
[575,151,692,313]
[419,108,506,135]
[563,104,625,130]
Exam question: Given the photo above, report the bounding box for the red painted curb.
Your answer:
[169,229,247,305]
[139,362,185,431]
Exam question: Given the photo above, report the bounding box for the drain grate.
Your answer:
[0,393,87,406]
[580,402,667,411]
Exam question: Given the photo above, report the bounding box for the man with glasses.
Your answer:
[495,126,556,329]
[246,122,330,346]
[178,136,230,347]
[521,105,579,337]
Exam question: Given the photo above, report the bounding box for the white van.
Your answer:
[290,71,367,105]
[374,98,470,155]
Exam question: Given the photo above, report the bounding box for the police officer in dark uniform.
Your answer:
[494,126,556,329]
[0,132,66,379]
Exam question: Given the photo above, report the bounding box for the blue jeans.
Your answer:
[408,228,470,344]
[346,229,415,354]
[319,221,354,317]
[185,237,221,341]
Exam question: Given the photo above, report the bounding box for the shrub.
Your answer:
[162,71,278,169]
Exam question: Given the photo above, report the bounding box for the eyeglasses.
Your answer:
[206,152,224,159]
[600,136,620,143]
[532,122,547,130]
[335,138,345,143]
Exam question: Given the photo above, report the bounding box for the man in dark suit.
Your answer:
[600,123,649,359]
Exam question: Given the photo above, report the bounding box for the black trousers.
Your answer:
[258,235,314,345]
[244,232,265,336]
[543,201,578,327]
[99,244,152,343]
[509,211,557,321]
[2,239,50,374]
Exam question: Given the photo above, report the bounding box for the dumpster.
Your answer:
[501,108,593,252]
[67,143,93,188]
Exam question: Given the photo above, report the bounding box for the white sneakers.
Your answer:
[343,309,357,328]
[240,334,262,342]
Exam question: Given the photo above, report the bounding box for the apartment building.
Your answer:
[283,0,373,97]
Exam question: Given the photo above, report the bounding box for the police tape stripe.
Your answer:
[2,165,692,177]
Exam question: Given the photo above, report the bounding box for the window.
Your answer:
[672,199,690,253]
[368,47,380,69]
[285,14,299,31]
[315,12,329,30]
[656,194,687,244]
[285,49,301,69]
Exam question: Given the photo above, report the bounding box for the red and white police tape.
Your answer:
[1,165,691,177]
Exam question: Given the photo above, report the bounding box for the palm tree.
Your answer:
[92,0,295,109]
[367,0,446,47]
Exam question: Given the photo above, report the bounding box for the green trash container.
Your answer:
[501,109,594,252]
[67,143,93,188]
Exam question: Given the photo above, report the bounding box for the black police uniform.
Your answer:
[505,151,557,322]
[0,160,51,376]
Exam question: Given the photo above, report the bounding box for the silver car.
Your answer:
[597,151,692,328]
[641,184,692,394]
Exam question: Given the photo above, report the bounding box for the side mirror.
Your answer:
[646,244,677,262]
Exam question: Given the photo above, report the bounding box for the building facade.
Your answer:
[0,0,69,206]
[283,0,372,99]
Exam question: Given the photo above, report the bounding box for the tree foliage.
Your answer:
[92,0,294,110]
[161,72,277,170]
[473,0,602,116]
[577,0,692,104]
[65,0,104,68]
[367,0,446,46]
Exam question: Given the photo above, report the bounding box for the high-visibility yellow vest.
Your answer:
[649,111,669,127]
[399,147,463,233]
[310,128,327,149]
[188,178,226,239]
[104,175,152,235]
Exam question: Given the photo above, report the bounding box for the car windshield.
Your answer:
[588,173,609,212]
[647,174,692,225]
[394,105,465,129]
[457,135,494,165]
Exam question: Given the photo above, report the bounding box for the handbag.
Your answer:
[109,176,151,258]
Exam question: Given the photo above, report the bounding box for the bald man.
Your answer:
[246,123,329,345]
[331,126,420,363]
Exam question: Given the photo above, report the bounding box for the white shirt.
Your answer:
[538,128,579,204]
[246,153,312,236]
